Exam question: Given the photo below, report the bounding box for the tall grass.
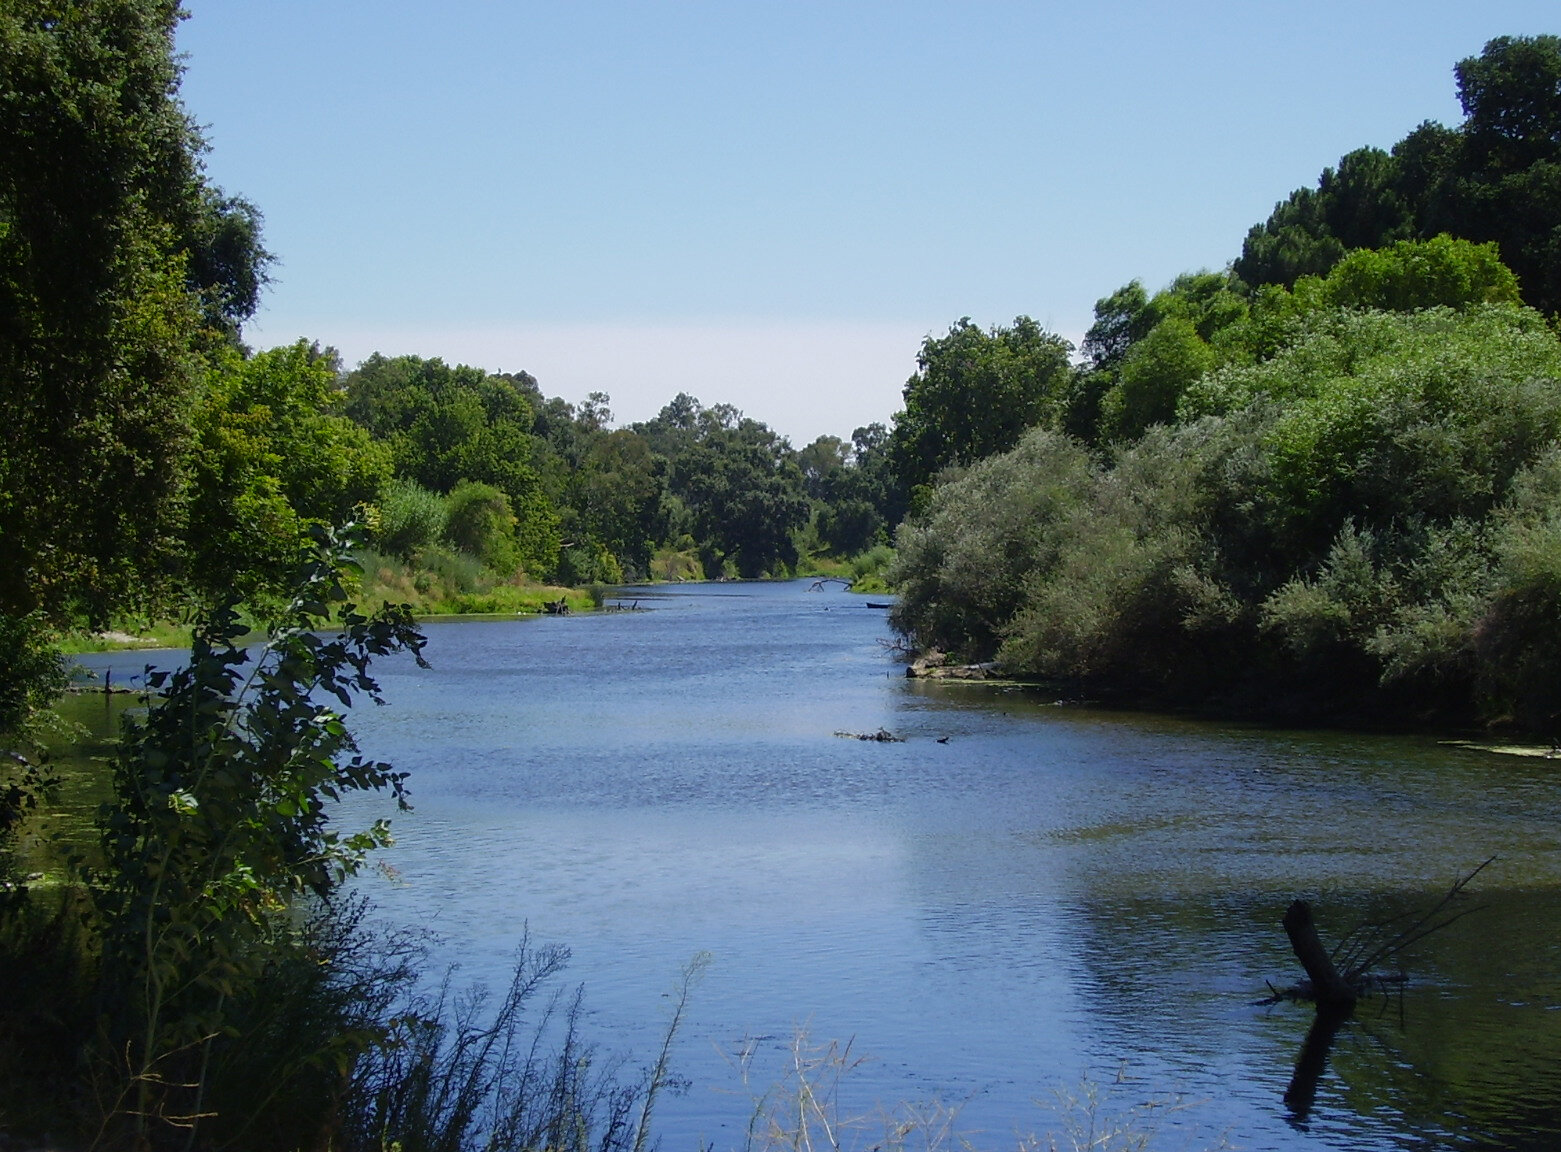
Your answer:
[725,1031,1229,1152]
[338,933,676,1152]
[355,548,593,616]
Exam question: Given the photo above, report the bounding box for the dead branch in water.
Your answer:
[1331,856,1494,983]
[833,728,905,743]
[1257,857,1493,1008]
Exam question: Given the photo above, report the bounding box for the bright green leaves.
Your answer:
[92,525,426,1125]
[1306,235,1521,311]
[185,342,393,609]
[344,354,561,577]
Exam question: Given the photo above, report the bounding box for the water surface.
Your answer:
[70,581,1561,1151]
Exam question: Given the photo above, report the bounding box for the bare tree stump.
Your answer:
[1282,900,1357,1013]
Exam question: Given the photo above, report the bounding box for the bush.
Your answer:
[556,541,624,587]
[889,428,1094,660]
[87,527,427,1147]
[377,479,448,560]
[443,480,520,571]
[1476,449,1561,727]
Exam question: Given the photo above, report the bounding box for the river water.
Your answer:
[67,580,1561,1151]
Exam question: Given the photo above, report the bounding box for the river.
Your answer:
[67,579,1561,1151]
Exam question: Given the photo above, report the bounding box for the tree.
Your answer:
[1,0,194,628]
[645,398,809,578]
[1237,37,1561,314]
[804,427,894,555]
[1456,34,1561,173]
[442,480,520,571]
[1301,234,1521,312]
[574,429,666,578]
[1235,147,1415,288]
[797,435,849,501]
[1100,316,1217,440]
[888,317,1073,505]
[0,0,268,761]
[344,354,560,576]
[185,342,392,606]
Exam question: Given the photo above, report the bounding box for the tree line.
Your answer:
[886,34,1561,732]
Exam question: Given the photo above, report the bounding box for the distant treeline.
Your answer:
[167,342,906,605]
[886,35,1561,731]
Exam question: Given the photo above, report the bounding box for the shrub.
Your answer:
[443,480,520,571]
[89,527,427,1146]
[377,479,448,559]
[889,428,1094,660]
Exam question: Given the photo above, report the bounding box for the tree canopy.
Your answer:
[1237,35,1561,315]
[888,317,1073,508]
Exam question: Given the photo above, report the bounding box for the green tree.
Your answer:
[1457,34,1561,173]
[1099,316,1217,440]
[797,435,849,501]
[1236,147,1414,288]
[442,479,520,571]
[186,342,391,606]
[0,0,267,794]
[574,429,666,579]
[1303,234,1521,311]
[888,317,1074,505]
[1237,37,1561,314]
[644,397,809,578]
[344,354,560,576]
[1,1,198,628]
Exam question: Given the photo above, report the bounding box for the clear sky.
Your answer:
[176,1,1557,446]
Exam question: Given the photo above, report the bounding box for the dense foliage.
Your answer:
[888,317,1074,512]
[1235,35,1561,315]
[891,292,1561,728]
[887,37,1561,731]
[3,8,1561,1145]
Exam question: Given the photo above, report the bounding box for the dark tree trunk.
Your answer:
[1282,900,1358,1013]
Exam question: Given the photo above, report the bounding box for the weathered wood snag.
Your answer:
[1282,900,1358,1013]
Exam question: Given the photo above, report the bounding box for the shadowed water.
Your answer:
[67,580,1561,1151]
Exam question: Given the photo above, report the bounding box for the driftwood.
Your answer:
[542,599,571,615]
[833,728,904,743]
[1263,859,1494,1122]
[1261,857,1493,1009]
[1281,901,1359,1012]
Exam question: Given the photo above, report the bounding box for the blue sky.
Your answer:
[177,1,1557,445]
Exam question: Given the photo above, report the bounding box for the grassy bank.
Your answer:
[355,547,596,616]
[57,542,894,660]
